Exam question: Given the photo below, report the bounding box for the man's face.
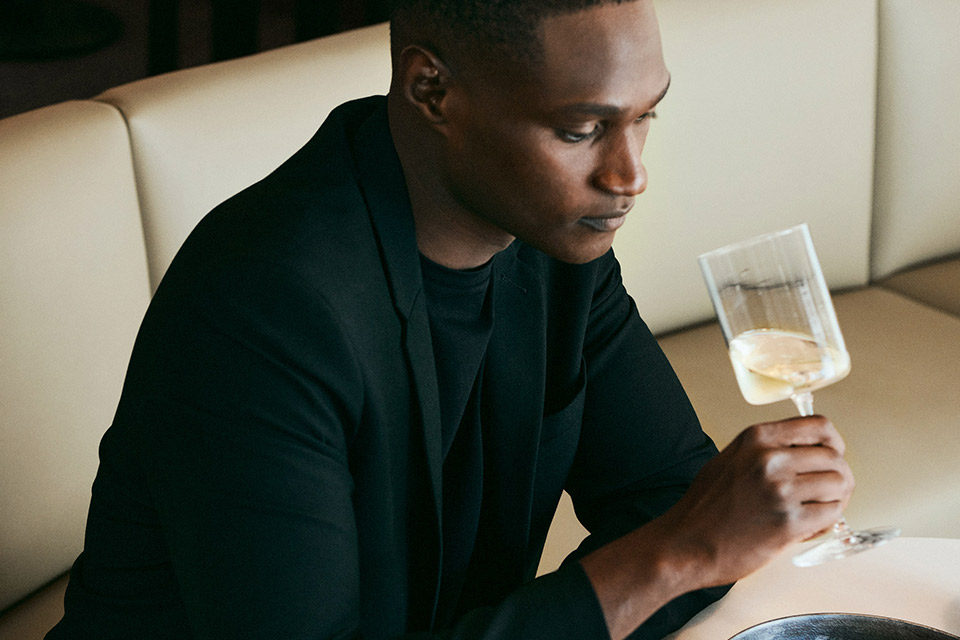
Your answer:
[439,0,670,264]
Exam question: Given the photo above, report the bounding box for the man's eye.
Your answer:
[556,124,601,143]
[637,110,658,123]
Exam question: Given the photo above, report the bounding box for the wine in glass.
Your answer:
[697,223,900,567]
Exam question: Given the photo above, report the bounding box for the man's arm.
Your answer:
[581,416,851,640]
[567,252,853,639]
[127,259,368,637]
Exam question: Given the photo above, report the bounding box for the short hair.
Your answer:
[390,0,635,70]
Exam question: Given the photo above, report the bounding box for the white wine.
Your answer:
[728,329,851,405]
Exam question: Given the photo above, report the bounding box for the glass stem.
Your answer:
[832,517,857,543]
[792,391,855,545]
[791,391,814,416]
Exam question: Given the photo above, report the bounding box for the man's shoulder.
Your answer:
[158,96,398,303]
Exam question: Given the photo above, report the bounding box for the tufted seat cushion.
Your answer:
[657,287,960,539]
[879,256,960,319]
[0,577,66,640]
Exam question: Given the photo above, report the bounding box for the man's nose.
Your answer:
[591,129,648,197]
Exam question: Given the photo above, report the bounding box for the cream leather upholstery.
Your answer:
[881,257,960,318]
[0,578,66,640]
[1,1,958,635]
[0,102,150,612]
[871,0,960,279]
[96,22,392,290]
[613,0,878,335]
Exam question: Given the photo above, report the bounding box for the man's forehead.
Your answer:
[529,1,667,109]
[539,1,660,53]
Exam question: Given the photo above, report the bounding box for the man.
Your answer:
[48,0,854,638]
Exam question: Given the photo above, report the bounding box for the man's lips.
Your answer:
[578,202,633,232]
[578,215,627,232]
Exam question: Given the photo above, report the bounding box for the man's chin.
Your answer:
[535,236,616,265]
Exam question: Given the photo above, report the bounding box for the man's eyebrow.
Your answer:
[651,75,672,109]
[558,76,672,118]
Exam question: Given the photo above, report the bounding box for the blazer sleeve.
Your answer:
[117,258,370,638]
[564,250,731,639]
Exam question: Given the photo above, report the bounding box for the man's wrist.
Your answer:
[579,520,706,640]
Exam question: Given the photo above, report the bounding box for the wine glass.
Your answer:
[697,223,900,567]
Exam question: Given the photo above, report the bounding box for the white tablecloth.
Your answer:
[667,537,960,639]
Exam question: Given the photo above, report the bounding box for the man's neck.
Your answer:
[409,189,515,270]
[388,98,514,270]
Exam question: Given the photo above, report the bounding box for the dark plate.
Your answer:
[729,614,960,640]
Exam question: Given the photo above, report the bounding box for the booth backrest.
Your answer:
[0,102,151,611]
[95,3,883,336]
[96,23,393,291]
[871,0,960,280]
[614,0,879,334]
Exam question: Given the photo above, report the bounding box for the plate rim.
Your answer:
[728,612,960,640]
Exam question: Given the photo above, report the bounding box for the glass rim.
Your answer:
[697,223,811,262]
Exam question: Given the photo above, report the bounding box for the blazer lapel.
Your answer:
[481,248,546,560]
[350,103,444,626]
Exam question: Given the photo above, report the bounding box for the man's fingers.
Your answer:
[796,500,847,537]
[789,443,850,475]
[740,415,846,456]
[756,443,848,479]
[760,443,855,516]
[793,469,854,507]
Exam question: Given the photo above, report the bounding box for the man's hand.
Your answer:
[656,415,854,586]
[581,415,854,640]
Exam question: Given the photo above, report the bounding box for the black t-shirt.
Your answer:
[420,254,494,625]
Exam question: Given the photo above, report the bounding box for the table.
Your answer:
[667,537,960,639]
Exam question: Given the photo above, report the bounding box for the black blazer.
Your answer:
[49,98,725,639]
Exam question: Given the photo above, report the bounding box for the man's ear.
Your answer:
[397,45,454,125]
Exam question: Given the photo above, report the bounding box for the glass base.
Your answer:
[792,525,901,568]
